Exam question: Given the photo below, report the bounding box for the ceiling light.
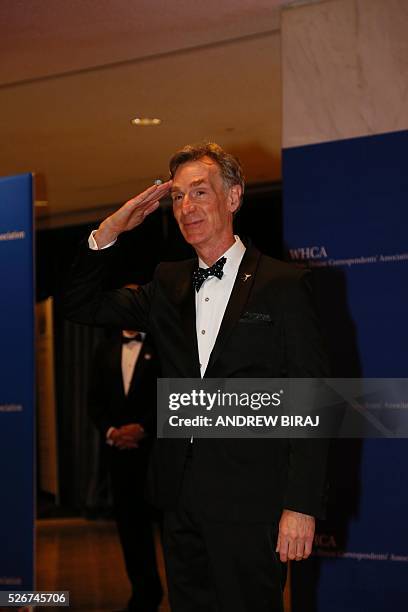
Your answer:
[131,117,162,126]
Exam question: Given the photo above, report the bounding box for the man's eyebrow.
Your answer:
[171,178,208,193]
[190,179,207,187]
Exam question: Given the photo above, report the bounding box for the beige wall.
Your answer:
[282,0,408,148]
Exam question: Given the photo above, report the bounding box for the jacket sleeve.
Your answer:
[63,239,155,332]
[282,272,330,519]
[131,338,160,438]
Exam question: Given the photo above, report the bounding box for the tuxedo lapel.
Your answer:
[127,340,146,395]
[111,339,126,397]
[205,245,261,376]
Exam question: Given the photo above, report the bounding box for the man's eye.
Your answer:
[173,194,183,202]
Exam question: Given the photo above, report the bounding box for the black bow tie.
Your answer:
[122,333,142,344]
[192,257,226,292]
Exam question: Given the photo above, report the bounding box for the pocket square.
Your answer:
[240,311,273,323]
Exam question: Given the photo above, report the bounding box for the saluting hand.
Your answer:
[94,180,172,248]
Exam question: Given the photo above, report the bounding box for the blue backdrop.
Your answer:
[0,174,35,589]
[284,129,408,610]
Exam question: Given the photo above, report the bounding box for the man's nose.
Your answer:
[181,194,195,213]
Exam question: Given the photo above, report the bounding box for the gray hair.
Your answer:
[169,142,245,208]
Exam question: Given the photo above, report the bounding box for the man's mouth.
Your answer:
[183,219,203,228]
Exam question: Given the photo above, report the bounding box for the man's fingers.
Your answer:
[131,180,172,207]
[280,545,289,563]
[102,180,172,237]
[277,510,315,563]
[143,201,160,217]
[303,536,313,559]
[287,537,297,561]
[123,183,170,222]
[295,540,305,561]
[277,534,289,563]
[280,536,305,561]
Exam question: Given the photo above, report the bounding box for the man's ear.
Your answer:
[228,185,242,213]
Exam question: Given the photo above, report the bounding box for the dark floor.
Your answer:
[36,518,291,611]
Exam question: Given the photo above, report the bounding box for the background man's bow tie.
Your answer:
[192,257,226,292]
[122,333,142,344]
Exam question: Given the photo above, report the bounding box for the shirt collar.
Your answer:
[198,236,246,277]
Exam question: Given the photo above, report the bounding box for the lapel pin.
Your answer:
[242,273,252,282]
[144,353,152,360]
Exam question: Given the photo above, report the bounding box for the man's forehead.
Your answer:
[173,156,221,186]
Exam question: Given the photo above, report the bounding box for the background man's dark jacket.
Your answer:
[65,241,329,523]
[89,332,158,443]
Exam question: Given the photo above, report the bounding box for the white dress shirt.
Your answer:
[195,236,246,376]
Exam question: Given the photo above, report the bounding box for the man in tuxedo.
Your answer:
[88,323,162,612]
[65,142,329,612]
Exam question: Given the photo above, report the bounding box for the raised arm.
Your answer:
[63,181,172,330]
[94,180,172,247]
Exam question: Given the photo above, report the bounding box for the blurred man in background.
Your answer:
[89,295,162,612]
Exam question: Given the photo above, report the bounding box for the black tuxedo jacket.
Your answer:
[65,240,329,521]
[88,333,159,448]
